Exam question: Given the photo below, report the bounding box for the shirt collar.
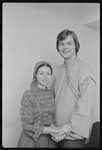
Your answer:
[63,56,79,68]
[30,81,49,95]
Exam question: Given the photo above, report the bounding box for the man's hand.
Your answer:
[56,131,67,142]
[52,131,67,142]
[50,124,64,142]
[50,123,71,142]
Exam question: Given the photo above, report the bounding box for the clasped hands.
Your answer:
[50,124,68,142]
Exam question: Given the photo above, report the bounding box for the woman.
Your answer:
[17,61,63,148]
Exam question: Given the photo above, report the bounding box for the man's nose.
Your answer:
[63,44,67,49]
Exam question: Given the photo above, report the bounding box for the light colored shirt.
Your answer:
[51,57,97,141]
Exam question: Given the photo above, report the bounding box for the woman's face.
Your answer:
[36,66,52,89]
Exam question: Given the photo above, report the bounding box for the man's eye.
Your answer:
[67,42,73,45]
[68,43,72,45]
[59,43,63,46]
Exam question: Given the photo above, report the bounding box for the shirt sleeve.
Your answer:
[20,91,44,142]
[70,77,96,139]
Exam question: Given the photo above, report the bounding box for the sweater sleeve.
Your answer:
[70,77,96,139]
[20,91,44,142]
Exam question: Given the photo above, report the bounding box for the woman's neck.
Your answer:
[38,83,46,90]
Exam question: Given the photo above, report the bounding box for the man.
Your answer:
[51,29,97,148]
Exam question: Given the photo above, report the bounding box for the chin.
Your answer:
[42,83,48,86]
[62,55,70,59]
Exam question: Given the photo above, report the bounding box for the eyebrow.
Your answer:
[67,41,74,44]
[59,41,74,44]
[39,70,51,73]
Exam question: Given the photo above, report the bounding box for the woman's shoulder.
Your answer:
[21,89,33,103]
[23,89,31,97]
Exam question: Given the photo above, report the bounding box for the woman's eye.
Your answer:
[47,73,51,75]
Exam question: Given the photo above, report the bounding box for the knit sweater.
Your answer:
[20,85,55,142]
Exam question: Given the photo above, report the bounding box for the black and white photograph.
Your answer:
[2,3,100,148]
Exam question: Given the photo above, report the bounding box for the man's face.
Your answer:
[58,35,76,60]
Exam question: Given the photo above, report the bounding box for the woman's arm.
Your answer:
[20,91,44,142]
[21,91,63,142]
[42,125,63,134]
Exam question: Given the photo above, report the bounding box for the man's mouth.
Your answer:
[62,50,71,54]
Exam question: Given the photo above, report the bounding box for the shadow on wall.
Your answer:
[85,122,100,148]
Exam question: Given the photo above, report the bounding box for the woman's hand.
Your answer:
[43,124,62,135]
[50,123,56,137]
[50,123,63,134]
[50,123,56,127]
[52,126,63,134]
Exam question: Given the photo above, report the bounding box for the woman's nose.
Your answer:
[43,74,47,78]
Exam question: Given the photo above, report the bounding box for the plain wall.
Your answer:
[3,3,100,147]
[82,3,100,24]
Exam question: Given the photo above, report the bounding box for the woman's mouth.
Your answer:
[42,80,48,83]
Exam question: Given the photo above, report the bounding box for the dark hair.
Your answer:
[36,63,53,75]
[56,29,80,54]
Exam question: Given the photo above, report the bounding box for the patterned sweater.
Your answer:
[20,86,55,142]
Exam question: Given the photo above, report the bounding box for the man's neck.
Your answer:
[64,55,77,65]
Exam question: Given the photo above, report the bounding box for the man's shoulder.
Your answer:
[77,59,92,73]
[77,59,95,83]
[56,64,64,69]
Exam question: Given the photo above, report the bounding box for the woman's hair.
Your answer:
[56,29,80,54]
[36,63,53,75]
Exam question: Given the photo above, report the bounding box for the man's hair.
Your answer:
[56,29,80,54]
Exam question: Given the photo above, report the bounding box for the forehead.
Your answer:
[37,66,51,72]
[59,35,74,43]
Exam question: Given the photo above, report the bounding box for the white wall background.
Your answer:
[3,3,100,147]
